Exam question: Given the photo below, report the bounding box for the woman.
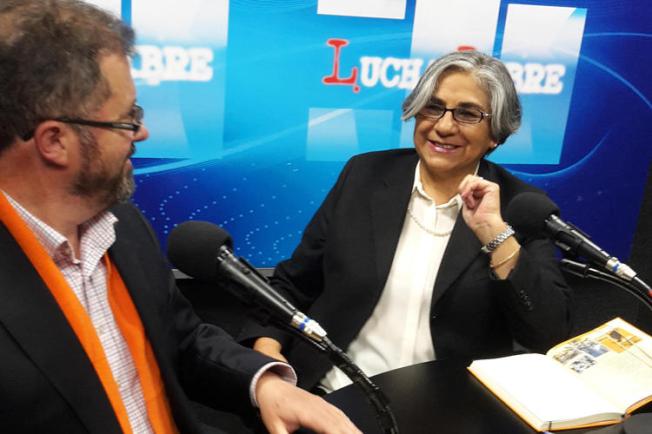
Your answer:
[245,51,573,392]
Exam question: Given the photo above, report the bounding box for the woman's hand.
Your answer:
[458,174,505,243]
[459,175,520,278]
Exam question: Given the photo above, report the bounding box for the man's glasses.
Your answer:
[53,104,144,134]
[419,103,491,124]
[22,105,144,141]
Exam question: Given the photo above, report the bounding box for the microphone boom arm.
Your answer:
[548,216,651,294]
[266,315,400,434]
[167,222,399,433]
[560,259,652,314]
[231,258,400,434]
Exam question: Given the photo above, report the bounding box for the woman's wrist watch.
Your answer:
[481,224,515,254]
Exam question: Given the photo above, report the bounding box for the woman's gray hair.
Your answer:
[402,51,521,145]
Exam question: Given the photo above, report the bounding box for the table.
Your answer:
[323,359,597,434]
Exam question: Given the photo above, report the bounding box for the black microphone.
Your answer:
[506,192,650,294]
[167,221,327,341]
[169,221,400,434]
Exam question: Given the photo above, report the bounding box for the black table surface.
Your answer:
[322,359,610,434]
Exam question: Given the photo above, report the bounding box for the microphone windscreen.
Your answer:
[506,192,560,237]
[167,221,233,281]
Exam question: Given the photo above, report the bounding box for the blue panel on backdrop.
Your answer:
[101,0,652,267]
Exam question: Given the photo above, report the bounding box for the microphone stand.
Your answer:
[229,260,399,434]
[560,259,652,316]
[550,224,652,298]
[239,263,400,434]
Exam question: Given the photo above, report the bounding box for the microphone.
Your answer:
[168,221,400,434]
[506,192,650,294]
[167,221,327,341]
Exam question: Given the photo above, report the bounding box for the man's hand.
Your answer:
[256,372,362,434]
[254,337,288,363]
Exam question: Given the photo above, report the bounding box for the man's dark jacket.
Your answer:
[0,203,275,433]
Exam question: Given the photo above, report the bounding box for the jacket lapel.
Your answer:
[370,154,418,287]
[109,236,153,324]
[107,212,201,433]
[0,224,121,432]
[431,160,492,305]
[108,231,168,359]
[431,214,482,305]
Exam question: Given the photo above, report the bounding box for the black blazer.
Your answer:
[0,203,275,433]
[243,149,572,390]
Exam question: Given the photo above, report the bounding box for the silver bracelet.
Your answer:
[481,224,515,254]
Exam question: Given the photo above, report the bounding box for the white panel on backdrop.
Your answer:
[317,0,406,20]
[410,0,501,57]
[307,108,359,161]
[502,5,579,57]
[399,0,501,147]
[306,108,394,161]
[130,0,230,161]
[85,0,121,15]
[494,4,586,164]
[132,0,229,44]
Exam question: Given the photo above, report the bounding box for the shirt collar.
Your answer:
[2,191,118,264]
[411,160,481,209]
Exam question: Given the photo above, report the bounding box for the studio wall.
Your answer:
[92,0,652,266]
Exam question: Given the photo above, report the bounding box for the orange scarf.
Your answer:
[0,193,177,433]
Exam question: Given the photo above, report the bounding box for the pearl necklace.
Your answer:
[406,205,455,237]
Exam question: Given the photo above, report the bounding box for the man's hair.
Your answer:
[402,51,521,146]
[0,0,135,152]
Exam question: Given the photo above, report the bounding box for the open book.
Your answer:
[468,318,652,431]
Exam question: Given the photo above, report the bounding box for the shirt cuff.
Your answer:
[249,362,298,407]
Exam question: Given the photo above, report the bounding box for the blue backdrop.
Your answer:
[94,0,652,267]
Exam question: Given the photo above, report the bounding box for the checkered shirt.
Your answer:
[7,195,153,434]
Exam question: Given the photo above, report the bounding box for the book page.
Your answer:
[469,353,619,429]
[546,318,652,413]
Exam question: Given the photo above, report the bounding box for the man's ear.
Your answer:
[32,121,74,167]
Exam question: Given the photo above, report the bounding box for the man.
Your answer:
[0,1,360,433]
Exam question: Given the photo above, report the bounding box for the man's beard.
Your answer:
[70,129,136,207]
